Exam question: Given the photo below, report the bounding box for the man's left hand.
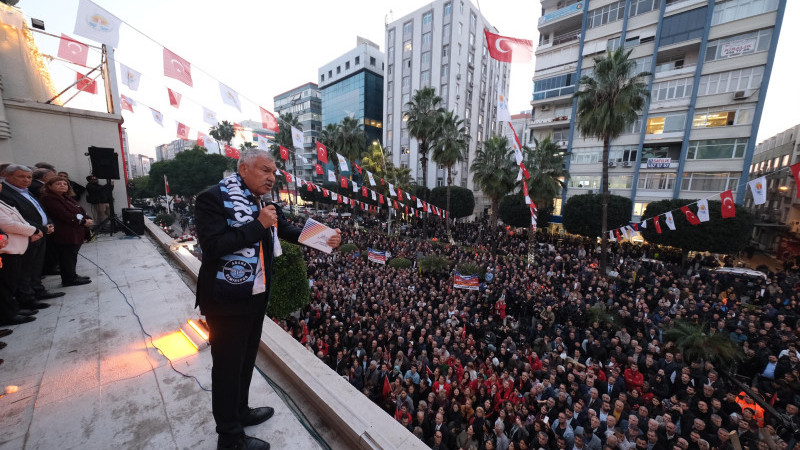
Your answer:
[327,229,342,249]
[46,224,54,234]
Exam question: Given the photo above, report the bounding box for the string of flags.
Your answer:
[606,164,800,241]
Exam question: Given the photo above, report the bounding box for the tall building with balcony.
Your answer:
[746,123,800,257]
[273,83,322,181]
[530,0,786,221]
[154,139,193,162]
[318,37,385,148]
[384,0,510,213]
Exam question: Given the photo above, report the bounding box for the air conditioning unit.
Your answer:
[674,59,684,69]
[608,161,617,168]
[556,140,568,147]
[540,104,551,112]
[733,90,748,100]
[622,161,632,168]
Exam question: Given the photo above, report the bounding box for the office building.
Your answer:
[319,37,385,147]
[154,139,193,162]
[530,0,786,220]
[384,0,510,212]
[129,154,153,179]
[273,83,321,181]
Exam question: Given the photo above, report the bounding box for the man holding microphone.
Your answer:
[195,148,341,450]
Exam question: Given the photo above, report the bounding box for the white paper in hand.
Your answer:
[297,218,336,254]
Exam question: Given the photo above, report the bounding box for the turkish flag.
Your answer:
[397,188,403,200]
[632,223,639,231]
[197,131,207,147]
[163,48,193,87]
[614,229,622,242]
[354,163,362,174]
[791,162,800,198]
[58,34,88,66]
[233,123,245,140]
[316,142,328,164]
[322,189,328,198]
[654,216,662,234]
[167,88,182,108]
[176,122,190,140]
[340,176,348,189]
[260,107,279,132]
[393,201,399,209]
[338,195,343,204]
[306,183,313,192]
[280,146,289,161]
[315,164,323,175]
[224,145,240,159]
[379,194,384,204]
[362,186,368,197]
[76,72,97,94]
[484,29,533,63]
[285,172,292,183]
[520,163,530,180]
[720,190,736,218]
[120,95,134,112]
[681,206,701,225]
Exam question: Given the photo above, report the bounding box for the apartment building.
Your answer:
[273,83,322,181]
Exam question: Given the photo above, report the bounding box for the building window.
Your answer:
[422,32,432,47]
[387,81,393,96]
[444,2,452,16]
[443,24,451,41]
[402,76,411,89]
[652,77,693,101]
[531,73,576,100]
[660,7,708,46]
[705,28,773,62]
[370,56,376,66]
[404,41,412,52]
[328,70,332,78]
[646,112,687,134]
[442,44,450,57]
[337,66,341,74]
[607,36,622,51]
[441,84,449,101]
[387,64,393,76]
[423,11,433,25]
[569,175,602,189]
[692,108,754,128]
[630,0,661,16]
[404,58,411,69]
[713,0,779,25]
[320,74,324,82]
[458,22,463,37]
[403,21,413,35]
[355,56,360,65]
[698,66,764,96]
[687,138,748,159]
[587,1,626,29]
[345,61,350,70]
[422,51,432,65]
[441,64,449,80]
[637,172,676,190]
[609,176,634,189]
[680,172,740,192]
[633,202,649,216]
[469,33,475,47]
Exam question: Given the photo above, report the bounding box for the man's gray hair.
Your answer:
[1,164,32,176]
[237,148,274,170]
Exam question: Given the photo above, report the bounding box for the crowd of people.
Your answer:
[269,214,800,450]
[0,162,108,366]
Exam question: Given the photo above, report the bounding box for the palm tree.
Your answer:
[318,123,340,148]
[663,321,741,369]
[239,141,256,151]
[274,113,302,211]
[405,87,444,189]
[209,120,235,154]
[470,135,517,252]
[431,111,469,234]
[574,47,650,276]
[524,136,570,210]
[335,116,367,162]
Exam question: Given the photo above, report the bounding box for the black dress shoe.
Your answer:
[241,407,274,427]
[22,301,49,309]
[0,315,36,325]
[36,291,65,300]
[0,342,6,350]
[63,279,91,287]
[0,329,12,338]
[217,435,270,450]
[18,309,39,316]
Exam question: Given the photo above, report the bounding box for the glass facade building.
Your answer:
[321,70,384,145]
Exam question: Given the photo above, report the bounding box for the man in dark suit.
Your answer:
[0,164,64,310]
[194,149,340,450]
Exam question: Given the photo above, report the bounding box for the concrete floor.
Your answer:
[0,234,322,450]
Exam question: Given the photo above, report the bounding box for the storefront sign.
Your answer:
[647,158,671,168]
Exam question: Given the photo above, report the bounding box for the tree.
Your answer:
[405,87,444,189]
[663,321,741,369]
[239,141,256,151]
[273,113,303,210]
[562,193,632,239]
[128,176,155,199]
[209,120,235,152]
[523,136,569,210]
[574,47,650,276]
[499,193,553,228]
[430,186,474,220]
[268,242,310,319]
[418,254,451,273]
[335,116,367,162]
[147,148,234,198]
[318,123,340,148]
[431,110,469,233]
[470,135,517,251]
[640,199,755,263]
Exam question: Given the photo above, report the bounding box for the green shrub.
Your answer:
[429,239,445,249]
[154,213,175,227]
[339,243,358,254]
[268,242,310,319]
[418,254,451,273]
[388,257,412,269]
[457,262,482,279]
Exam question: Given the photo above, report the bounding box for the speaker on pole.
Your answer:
[87,146,120,180]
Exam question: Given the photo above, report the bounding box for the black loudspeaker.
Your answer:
[88,146,120,180]
[122,208,145,235]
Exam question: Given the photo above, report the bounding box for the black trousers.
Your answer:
[18,238,46,303]
[43,233,59,273]
[206,311,266,444]
[0,254,22,321]
[54,243,82,282]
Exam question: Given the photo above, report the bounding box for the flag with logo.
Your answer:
[150,108,163,127]
[337,154,349,173]
[665,211,676,230]
[167,88,181,108]
[259,107,279,132]
[483,28,533,63]
[76,72,97,94]
[720,190,735,218]
[696,199,710,222]
[119,64,141,90]
[388,183,396,197]
[255,134,270,150]
[327,169,336,183]
[202,107,217,125]
[747,176,767,205]
[367,171,376,186]
[454,271,479,290]
[508,123,524,165]
[219,82,241,111]
[497,90,512,123]
[681,206,701,225]
[58,34,89,66]
[368,248,386,265]
[73,0,122,48]
[163,48,193,87]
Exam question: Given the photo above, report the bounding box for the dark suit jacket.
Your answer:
[194,184,301,316]
[0,182,49,233]
[38,193,88,245]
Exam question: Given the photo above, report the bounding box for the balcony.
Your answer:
[539,1,585,26]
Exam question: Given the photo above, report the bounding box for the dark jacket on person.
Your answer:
[85,181,112,204]
[0,181,49,233]
[193,185,301,316]
[38,192,89,245]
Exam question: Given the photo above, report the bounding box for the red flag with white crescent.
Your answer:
[58,34,88,66]
[316,142,328,164]
[484,28,533,63]
[654,216,662,234]
[76,72,97,94]
[340,176,348,189]
[280,146,289,161]
[720,190,735,218]
[681,206,701,225]
[163,48,193,87]
[167,88,182,108]
[176,122,190,140]
[259,107,279,132]
[315,163,323,175]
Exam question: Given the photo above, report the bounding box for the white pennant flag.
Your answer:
[202,107,218,125]
[300,155,309,164]
[626,226,637,238]
[417,198,423,208]
[331,192,338,201]
[389,183,396,197]
[256,134,270,150]
[696,199,710,222]
[665,212,676,230]
[620,227,629,240]
[205,138,220,154]
[327,169,336,183]
[276,169,281,176]
[150,108,163,127]
[352,181,359,193]
[517,167,523,181]
[119,64,141,90]
[296,178,303,188]
[497,89,512,123]
[509,123,524,165]
[219,82,242,111]
[406,192,411,200]
[74,0,122,48]
[337,154,349,172]
[291,126,303,149]
[609,230,615,242]
[367,171,376,186]
[747,176,767,205]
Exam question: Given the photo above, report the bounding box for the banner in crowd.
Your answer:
[454,271,479,290]
[368,248,386,265]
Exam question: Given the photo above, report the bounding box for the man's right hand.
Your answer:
[31,230,43,242]
[258,204,277,229]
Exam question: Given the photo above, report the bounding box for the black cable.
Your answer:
[78,251,212,392]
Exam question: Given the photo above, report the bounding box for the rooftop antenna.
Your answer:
[385,10,393,28]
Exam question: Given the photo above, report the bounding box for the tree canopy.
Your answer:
[499,193,553,229]
[562,193,633,238]
[147,147,234,197]
[430,186,475,219]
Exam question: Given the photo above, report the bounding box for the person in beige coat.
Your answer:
[0,180,42,326]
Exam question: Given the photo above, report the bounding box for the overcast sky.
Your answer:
[18,0,799,159]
